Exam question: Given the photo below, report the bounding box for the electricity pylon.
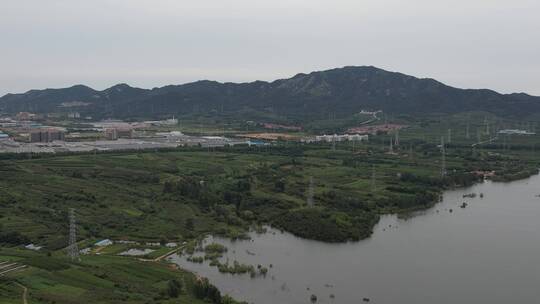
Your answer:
[441,137,447,178]
[307,177,314,207]
[67,208,80,262]
[371,165,376,192]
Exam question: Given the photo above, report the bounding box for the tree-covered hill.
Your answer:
[2,66,539,120]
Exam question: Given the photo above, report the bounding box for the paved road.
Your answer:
[359,111,382,125]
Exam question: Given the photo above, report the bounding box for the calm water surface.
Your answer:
[169,175,540,304]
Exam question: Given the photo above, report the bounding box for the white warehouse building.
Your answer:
[303,134,369,143]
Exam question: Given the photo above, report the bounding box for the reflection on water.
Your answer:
[169,175,540,304]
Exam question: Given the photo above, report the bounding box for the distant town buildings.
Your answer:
[155,131,185,139]
[15,112,36,121]
[262,123,302,131]
[302,134,369,143]
[347,124,406,135]
[0,117,17,128]
[238,133,300,141]
[105,128,118,140]
[498,129,536,135]
[247,140,270,147]
[144,117,178,126]
[29,128,66,143]
[105,128,133,140]
[67,112,81,119]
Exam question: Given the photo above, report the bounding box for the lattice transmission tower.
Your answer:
[67,208,80,261]
[307,177,314,207]
[441,137,447,178]
[371,165,376,192]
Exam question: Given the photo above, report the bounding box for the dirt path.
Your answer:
[0,264,26,276]
[154,246,184,262]
[15,282,28,304]
[471,135,498,147]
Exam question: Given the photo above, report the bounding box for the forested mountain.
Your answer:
[1,66,539,120]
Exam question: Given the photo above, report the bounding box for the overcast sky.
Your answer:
[1,0,539,96]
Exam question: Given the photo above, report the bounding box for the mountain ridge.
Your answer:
[1,66,539,120]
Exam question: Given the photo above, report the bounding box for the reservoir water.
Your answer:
[169,175,540,304]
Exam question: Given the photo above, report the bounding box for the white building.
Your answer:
[498,129,535,135]
[95,239,113,247]
[25,244,42,251]
[303,134,369,143]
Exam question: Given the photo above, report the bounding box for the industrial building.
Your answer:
[15,112,36,121]
[302,134,369,143]
[29,128,66,143]
[498,129,536,135]
[105,128,133,140]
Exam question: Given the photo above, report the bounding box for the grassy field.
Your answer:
[0,247,235,304]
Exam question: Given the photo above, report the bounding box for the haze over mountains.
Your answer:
[1,66,539,121]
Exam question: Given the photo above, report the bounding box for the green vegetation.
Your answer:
[1,122,539,246]
[3,66,540,122]
[0,248,243,304]
[203,243,228,260]
[216,261,257,277]
[184,242,268,277]
[2,111,540,303]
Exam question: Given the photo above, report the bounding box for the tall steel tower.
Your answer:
[67,208,80,261]
[306,177,314,207]
[465,114,471,139]
[441,137,447,178]
[371,165,376,192]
